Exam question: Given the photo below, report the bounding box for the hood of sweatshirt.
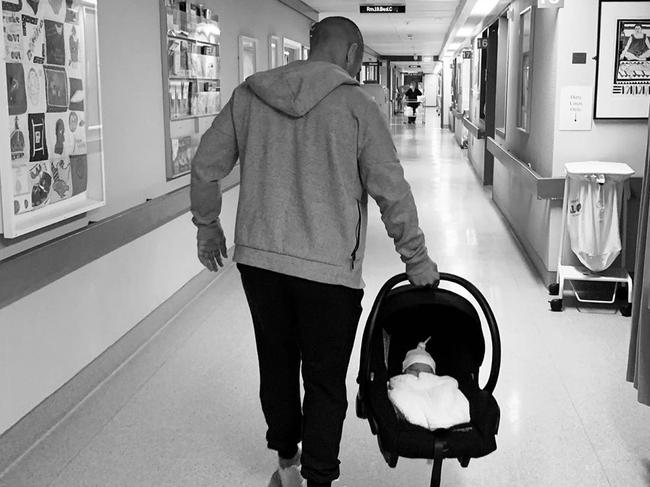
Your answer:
[246,61,359,118]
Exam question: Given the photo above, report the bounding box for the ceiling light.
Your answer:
[456,26,476,38]
[470,0,501,17]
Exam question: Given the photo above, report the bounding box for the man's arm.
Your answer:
[357,100,438,286]
[190,97,239,270]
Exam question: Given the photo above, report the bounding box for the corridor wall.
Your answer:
[552,1,648,175]
[0,0,311,440]
[442,60,453,129]
[488,0,647,281]
[467,43,486,182]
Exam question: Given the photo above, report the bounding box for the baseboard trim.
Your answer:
[0,261,231,479]
[490,198,556,287]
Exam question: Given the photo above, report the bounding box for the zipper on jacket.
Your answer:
[351,200,361,270]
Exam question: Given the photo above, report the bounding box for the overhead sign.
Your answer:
[360,5,406,13]
[537,0,564,7]
[477,38,489,49]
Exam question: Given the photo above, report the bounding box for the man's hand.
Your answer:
[407,257,440,288]
[197,226,228,272]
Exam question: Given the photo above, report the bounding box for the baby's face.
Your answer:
[405,363,434,377]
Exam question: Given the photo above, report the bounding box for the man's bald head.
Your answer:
[309,17,365,77]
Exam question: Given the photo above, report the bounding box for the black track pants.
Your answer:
[238,264,363,484]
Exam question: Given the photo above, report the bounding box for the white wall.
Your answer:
[423,74,438,106]
[461,57,471,112]
[468,44,485,180]
[552,0,648,175]
[442,59,453,128]
[0,190,238,435]
[490,1,566,274]
[495,16,510,134]
[504,3,559,178]
[491,0,647,277]
[214,0,310,100]
[0,0,311,436]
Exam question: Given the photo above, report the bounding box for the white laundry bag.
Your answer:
[565,163,633,272]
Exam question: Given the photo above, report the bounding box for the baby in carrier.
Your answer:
[388,338,470,431]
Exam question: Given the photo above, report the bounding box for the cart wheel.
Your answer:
[355,393,367,419]
[550,299,563,312]
[548,283,560,296]
[620,303,633,317]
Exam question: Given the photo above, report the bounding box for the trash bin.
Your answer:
[566,163,633,272]
[549,161,635,314]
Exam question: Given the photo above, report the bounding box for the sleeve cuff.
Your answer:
[193,217,224,241]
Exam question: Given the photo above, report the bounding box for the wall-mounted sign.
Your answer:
[360,5,406,13]
[559,86,593,131]
[537,0,564,7]
[477,38,489,49]
[408,64,421,68]
[364,61,382,67]
[572,52,587,64]
[462,51,473,59]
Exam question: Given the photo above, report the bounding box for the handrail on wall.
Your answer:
[453,109,465,120]
[0,168,241,309]
[486,137,564,200]
[462,116,486,139]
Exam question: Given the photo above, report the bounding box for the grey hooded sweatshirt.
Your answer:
[190,61,429,289]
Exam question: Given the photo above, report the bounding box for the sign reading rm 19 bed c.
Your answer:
[360,5,407,13]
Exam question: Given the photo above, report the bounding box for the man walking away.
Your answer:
[190,16,439,487]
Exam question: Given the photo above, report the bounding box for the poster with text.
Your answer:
[1,0,92,236]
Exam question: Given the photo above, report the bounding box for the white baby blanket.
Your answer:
[388,372,470,431]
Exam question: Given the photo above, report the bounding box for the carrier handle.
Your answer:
[359,273,501,395]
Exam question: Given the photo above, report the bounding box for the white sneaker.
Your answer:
[267,450,304,487]
[278,464,304,487]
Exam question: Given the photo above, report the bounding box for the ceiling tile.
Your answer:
[302,0,461,56]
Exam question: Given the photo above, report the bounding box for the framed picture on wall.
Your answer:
[269,35,280,69]
[239,35,258,82]
[595,0,650,119]
[0,0,106,238]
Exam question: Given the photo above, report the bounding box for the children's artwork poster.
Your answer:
[6,62,27,114]
[26,63,45,111]
[595,1,650,118]
[1,0,88,221]
[3,11,22,62]
[23,15,45,64]
[44,19,64,65]
[64,21,82,75]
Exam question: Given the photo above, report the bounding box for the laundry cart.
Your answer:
[549,162,635,315]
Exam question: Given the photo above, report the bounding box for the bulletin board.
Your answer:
[0,0,105,239]
[161,0,222,180]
